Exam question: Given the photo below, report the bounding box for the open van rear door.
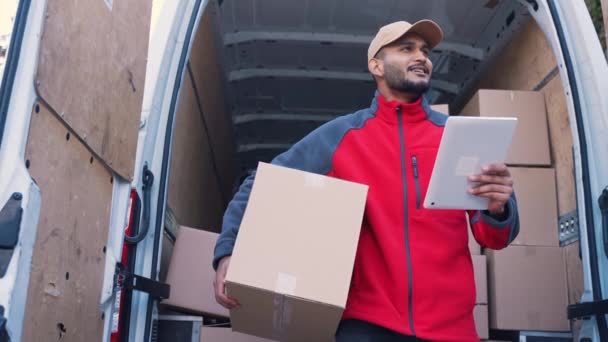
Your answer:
[528,1,608,341]
[0,1,43,340]
[0,0,153,341]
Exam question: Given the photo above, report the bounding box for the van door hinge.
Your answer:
[568,299,608,320]
[0,305,8,342]
[0,193,23,278]
[0,193,23,249]
[559,210,579,246]
[114,263,170,300]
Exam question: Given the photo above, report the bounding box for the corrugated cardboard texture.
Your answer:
[226,162,368,340]
[461,89,551,166]
[486,246,569,331]
[510,167,559,246]
[200,327,275,342]
[227,283,340,342]
[163,227,228,318]
[473,255,488,304]
[474,304,489,340]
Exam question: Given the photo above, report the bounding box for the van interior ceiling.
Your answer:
[162,0,582,338]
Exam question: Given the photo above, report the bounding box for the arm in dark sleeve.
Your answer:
[467,193,520,250]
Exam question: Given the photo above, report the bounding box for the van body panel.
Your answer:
[0,0,45,340]
[34,0,152,180]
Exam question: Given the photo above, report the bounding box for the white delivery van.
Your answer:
[0,0,606,341]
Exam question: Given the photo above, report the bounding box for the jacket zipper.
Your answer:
[397,107,416,336]
[412,155,421,209]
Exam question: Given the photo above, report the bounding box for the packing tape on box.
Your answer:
[272,294,292,341]
[272,273,296,341]
[275,272,297,295]
[305,173,326,188]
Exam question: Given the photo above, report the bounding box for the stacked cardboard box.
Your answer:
[162,226,229,318]
[463,89,571,333]
[473,255,489,339]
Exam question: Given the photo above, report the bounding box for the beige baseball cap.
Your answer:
[368,20,444,61]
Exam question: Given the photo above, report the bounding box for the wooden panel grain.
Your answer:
[564,242,583,306]
[541,75,576,214]
[167,74,224,232]
[477,19,557,91]
[36,0,152,179]
[22,103,113,342]
[189,3,237,198]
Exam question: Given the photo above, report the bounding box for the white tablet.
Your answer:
[424,116,518,210]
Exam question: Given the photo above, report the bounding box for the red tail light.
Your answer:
[110,189,137,342]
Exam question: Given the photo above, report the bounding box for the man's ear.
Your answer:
[368,58,384,79]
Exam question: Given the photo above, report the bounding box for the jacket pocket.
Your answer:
[411,155,421,209]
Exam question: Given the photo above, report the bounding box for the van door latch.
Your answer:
[115,263,170,300]
[599,186,608,258]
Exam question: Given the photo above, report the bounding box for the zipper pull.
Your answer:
[412,156,418,178]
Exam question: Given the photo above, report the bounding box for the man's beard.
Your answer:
[384,62,430,94]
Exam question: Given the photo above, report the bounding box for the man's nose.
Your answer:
[413,49,427,62]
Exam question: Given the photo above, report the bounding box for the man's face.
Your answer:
[376,33,433,94]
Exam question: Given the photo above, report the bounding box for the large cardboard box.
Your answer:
[510,167,559,246]
[200,327,274,342]
[162,226,229,318]
[461,89,551,166]
[226,162,368,342]
[473,255,488,304]
[486,245,569,331]
[474,305,489,340]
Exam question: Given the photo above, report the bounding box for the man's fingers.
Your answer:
[468,184,512,196]
[481,163,509,176]
[468,174,513,186]
[214,278,240,309]
[470,191,510,202]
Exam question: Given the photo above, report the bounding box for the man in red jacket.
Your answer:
[213,20,519,342]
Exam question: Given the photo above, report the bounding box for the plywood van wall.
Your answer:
[22,103,112,341]
[35,0,152,180]
[166,3,236,232]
